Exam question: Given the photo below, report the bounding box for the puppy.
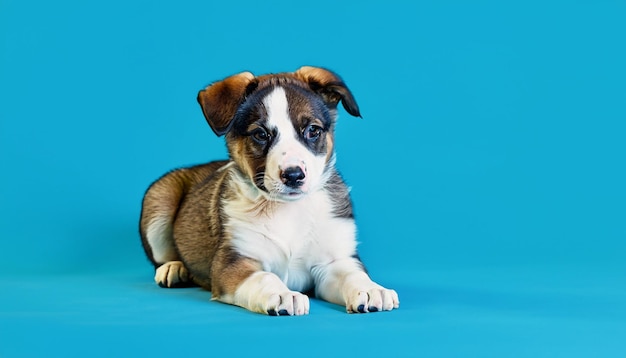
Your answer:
[139,66,399,315]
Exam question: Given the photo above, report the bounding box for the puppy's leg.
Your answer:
[211,256,310,316]
[140,165,220,288]
[142,213,193,288]
[313,257,399,313]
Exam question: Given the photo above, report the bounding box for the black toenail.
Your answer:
[357,304,366,313]
[369,306,379,312]
[278,309,289,316]
[267,309,278,316]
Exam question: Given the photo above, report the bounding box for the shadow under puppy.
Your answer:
[139,66,399,315]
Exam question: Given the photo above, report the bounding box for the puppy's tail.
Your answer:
[139,162,227,268]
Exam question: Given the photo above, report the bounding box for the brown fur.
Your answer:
[139,161,227,267]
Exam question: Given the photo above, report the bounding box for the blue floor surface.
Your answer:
[2,264,624,357]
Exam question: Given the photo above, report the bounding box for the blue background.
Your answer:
[1,0,625,356]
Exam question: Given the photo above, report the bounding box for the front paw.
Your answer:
[229,272,310,316]
[346,287,400,314]
[265,291,310,316]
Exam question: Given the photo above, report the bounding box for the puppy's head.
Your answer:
[197,66,360,201]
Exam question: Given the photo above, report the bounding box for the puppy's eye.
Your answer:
[251,128,270,144]
[304,125,323,141]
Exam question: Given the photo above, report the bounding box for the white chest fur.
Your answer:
[223,175,357,292]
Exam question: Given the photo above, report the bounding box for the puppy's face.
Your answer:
[197,66,361,201]
[229,84,334,200]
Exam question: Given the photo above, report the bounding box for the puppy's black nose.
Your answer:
[281,166,305,188]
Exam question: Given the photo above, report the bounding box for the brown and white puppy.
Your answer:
[139,66,399,315]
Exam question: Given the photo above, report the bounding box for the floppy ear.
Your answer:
[197,71,255,136]
[293,66,361,118]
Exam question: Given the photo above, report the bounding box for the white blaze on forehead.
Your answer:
[263,87,296,142]
[263,87,307,170]
[262,86,327,194]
